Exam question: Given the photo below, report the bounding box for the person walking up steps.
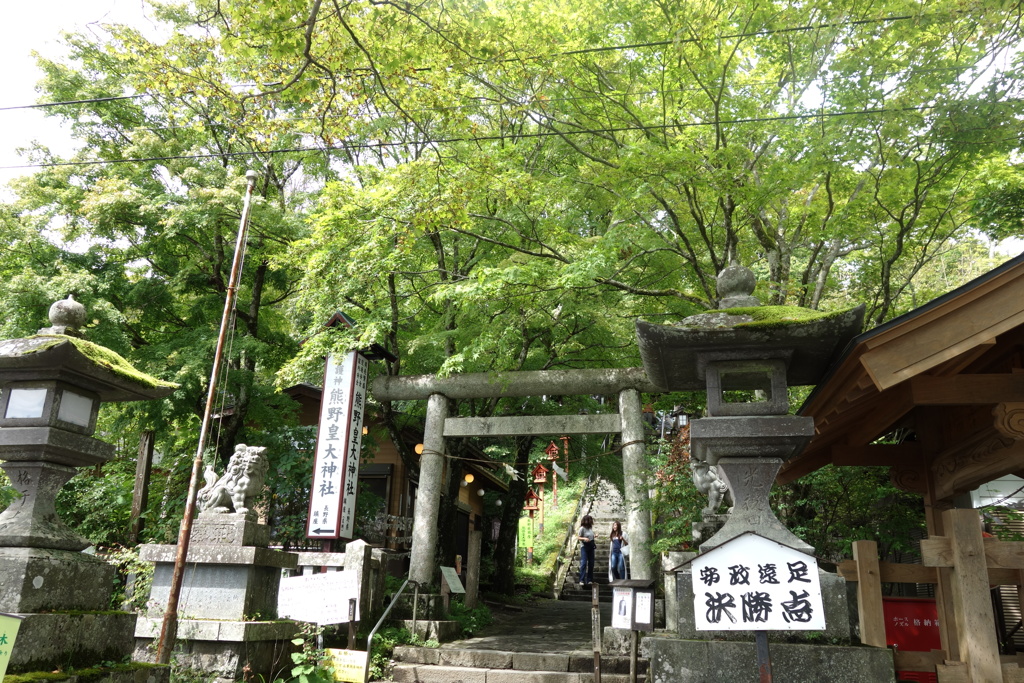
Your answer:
[609,520,628,580]
[577,514,596,588]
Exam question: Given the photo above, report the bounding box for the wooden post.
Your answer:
[592,583,601,683]
[629,630,638,683]
[129,430,154,544]
[852,540,886,647]
[918,409,960,661]
[943,507,1002,683]
[347,599,357,649]
[465,528,482,609]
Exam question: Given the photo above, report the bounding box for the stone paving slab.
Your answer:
[392,664,488,683]
[441,598,610,654]
[513,653,570,672]
[440,649,513,669]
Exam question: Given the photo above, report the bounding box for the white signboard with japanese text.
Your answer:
[278,571,360,624]
[690,533,825,631]
[307,351,369,540]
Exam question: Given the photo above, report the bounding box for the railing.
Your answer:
[552,472,597,599]
[364,577,419,683]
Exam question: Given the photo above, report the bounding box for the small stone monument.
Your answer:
[134,445,298,683]
[635,268,895,681]
[0,297,176,676]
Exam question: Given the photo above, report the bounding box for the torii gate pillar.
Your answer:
[620,388,653,579]
[409,393,448,586]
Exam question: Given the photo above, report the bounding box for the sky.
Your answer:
[0,0,156,189]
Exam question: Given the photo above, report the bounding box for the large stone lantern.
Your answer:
[636,266,864,553]
[0,297,175,673]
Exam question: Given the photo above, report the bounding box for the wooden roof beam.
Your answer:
[910,374,1024,405]
[830,442,921,466]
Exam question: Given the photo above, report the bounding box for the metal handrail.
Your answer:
[552,472,597,599]
[364,577,419,683]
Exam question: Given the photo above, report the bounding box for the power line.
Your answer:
[5,99,1018,171]
[0,12,936,113]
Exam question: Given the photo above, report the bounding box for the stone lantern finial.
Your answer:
[39,295,87,337]
[716,266,759,309]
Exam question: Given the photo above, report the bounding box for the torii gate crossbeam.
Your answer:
[371,368,658,587]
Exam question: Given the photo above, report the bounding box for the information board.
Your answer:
[327,648,368,683]
[0,613,23,680]
[307,351,369,539]
[690,533,825,631]
[440,566,465,594]
[278,571,360,624]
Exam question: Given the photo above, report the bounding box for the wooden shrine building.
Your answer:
[780,252,1024,682]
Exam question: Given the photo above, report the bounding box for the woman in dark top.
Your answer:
[577,514,596,588]
[609,521,629,580]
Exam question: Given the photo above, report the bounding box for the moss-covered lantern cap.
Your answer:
[636,266,864,391]
[0,334,177,402]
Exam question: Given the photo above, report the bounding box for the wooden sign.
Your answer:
[307,351,369,540]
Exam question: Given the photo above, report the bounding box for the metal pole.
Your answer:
[755,629,773,682]
[155,170,258,664]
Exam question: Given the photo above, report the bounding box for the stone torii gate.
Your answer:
[371,367,659,586]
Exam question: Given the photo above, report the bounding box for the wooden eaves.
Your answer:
[779,251,1024,503]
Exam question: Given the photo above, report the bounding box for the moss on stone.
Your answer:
[21,336,177,390]
[4,662,166,683]
[708,305,857,330]
[4,673,72,682]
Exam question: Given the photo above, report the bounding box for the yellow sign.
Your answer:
[327,648,368,683]
[0,612,24,679]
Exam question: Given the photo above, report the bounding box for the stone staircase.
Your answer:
[559,482,629,603]
[391,646,648,683]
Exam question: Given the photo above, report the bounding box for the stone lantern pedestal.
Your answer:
[0,300,176,677]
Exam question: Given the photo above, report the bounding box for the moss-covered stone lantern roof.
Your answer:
[636,266,864,391]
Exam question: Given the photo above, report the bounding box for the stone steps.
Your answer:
[391,646,647,683]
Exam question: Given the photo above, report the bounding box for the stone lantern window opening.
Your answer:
[0,381,100,435]
[704,359,788,417]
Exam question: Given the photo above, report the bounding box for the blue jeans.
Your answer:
[579,541,595,585]
[610,550,626,580]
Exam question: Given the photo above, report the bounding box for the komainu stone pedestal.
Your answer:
[134,514,299,683]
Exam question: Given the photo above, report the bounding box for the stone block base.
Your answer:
[602,626,649,656]
[0,546,115,612]
[643,635,895,683]
[135,617,299,683]
[400,619,463,643]
[8,612,137,673]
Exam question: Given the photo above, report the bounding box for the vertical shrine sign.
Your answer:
[307,351,369,540]
[690,533,825,631]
